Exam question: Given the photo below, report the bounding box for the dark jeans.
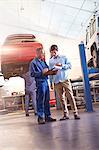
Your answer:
[36,80,51,118]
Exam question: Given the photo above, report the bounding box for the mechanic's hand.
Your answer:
[48,70,58,75]
[42,68,49,75]
[43,69,58,76]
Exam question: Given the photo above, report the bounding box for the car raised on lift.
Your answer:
[1,34,43,79]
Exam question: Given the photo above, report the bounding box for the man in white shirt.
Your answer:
[49,45,80,120]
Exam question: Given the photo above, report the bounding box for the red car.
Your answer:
[1,34,43,79]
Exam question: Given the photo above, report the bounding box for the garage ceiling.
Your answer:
[0,0,99,39]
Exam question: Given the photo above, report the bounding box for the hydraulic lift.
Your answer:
[79,43,99,112]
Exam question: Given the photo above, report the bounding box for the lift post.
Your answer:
[79,43,93,112]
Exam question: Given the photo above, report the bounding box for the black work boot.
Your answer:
[38,117,45,124]
[45,117,56,122]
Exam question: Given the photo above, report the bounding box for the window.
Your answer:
[98,17,99,27]
[92,18,96,34]
[89,18,96,38]
[86,30,89,45]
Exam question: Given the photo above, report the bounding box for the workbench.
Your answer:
[2,94,25,111]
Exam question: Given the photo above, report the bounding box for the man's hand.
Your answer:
[47,70,58,75]
[43,68,58,76]
[55,63,62,67]
[42,68,49,75]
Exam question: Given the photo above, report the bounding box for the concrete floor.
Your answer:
[0,110,99,150]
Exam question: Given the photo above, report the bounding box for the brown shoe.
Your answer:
[60,115,69,121]
[74,114,80,120]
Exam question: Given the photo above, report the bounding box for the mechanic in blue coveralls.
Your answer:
[22,71,37,117]
[29,47,57,124]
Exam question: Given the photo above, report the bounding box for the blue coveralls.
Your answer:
[30,58,51,118]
